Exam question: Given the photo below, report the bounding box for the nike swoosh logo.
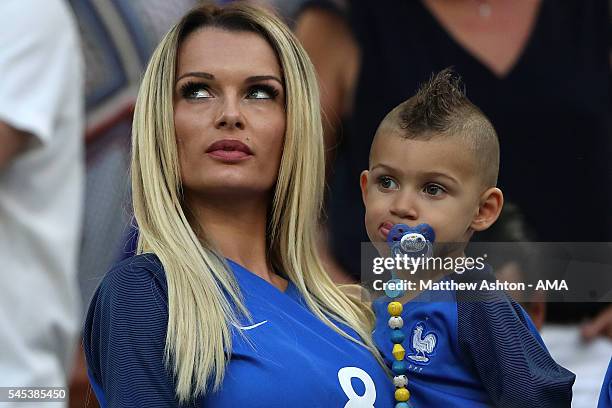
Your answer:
[237,320,268,331]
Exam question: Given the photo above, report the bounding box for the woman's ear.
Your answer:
[471,187,504,231]
[360,170,369,205]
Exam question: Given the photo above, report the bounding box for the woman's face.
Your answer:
[174,28,286,201]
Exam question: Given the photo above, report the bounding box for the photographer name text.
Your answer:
[372,279,569,292]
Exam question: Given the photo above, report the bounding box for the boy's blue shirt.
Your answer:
[373,265,576,407]
[83,253,395,407]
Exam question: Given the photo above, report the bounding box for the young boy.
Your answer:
[361,68,575,407]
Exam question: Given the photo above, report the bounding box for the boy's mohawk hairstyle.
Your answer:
[399,67,469,134]
[377,67,500,187]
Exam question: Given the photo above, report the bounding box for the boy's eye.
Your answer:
[424,183,446,197]
[378,176,399,190]
[246,85,279,100]
[180,82,212,99]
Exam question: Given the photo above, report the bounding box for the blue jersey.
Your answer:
[373,266,575,407]
[83,254,395,407]
[599,358,612,408]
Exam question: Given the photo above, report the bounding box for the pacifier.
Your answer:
[384,223,436,298]
[386,223,435,258]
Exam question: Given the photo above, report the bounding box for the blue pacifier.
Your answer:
[384,223,436,298]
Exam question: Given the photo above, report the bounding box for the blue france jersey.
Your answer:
[599,358,612,408]
[373,267,575,407]
[84,254,395,407]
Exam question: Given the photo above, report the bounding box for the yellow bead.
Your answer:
[387,302,403,316]
[395,387,410,402]
[392,343,406,361]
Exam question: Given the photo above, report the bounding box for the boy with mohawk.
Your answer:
[361,68,575,407]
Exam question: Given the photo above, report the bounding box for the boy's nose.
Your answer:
[389,192,418,220]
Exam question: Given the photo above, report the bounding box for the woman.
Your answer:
[83,2,394,407]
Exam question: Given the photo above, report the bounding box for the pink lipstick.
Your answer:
[206,139,253,162]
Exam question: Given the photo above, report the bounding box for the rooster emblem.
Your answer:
[407,322,437,364]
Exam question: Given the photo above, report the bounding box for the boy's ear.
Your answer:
[359,170,369,205]
[471,187,504,231]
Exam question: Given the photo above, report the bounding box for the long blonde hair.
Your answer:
[131,2,386,403]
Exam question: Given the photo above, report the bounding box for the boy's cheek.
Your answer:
[364,215,383,244]
[363,211,377,241]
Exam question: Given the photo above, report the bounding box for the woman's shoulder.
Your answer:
[85,253,170,330]
[107,252,166,279]
[98,252,168,298]
[83,253,179,405]
[84,253,170,362]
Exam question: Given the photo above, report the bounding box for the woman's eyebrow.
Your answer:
[175,72,283,87]
[176,71,214,83]
[244,75,283,87]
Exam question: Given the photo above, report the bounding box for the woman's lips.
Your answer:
[206,139,253,162]
[207,150,250,160]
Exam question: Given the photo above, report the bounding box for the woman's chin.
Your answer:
[186,181,274,201]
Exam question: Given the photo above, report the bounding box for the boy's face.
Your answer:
[361,132,486,257]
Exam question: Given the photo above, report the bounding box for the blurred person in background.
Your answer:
[0,0,84,406]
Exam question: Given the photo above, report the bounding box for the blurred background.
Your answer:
[0,0,609,407]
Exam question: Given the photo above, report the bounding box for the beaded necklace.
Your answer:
[384,223,436,408]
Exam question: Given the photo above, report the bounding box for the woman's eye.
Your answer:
[247,85,279,100]
[424,183,446,197]
[180,82,212,99]
[378,176,399,190]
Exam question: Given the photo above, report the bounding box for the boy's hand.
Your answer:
[581,304,612,341]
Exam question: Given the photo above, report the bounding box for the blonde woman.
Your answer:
[83,2,395,407]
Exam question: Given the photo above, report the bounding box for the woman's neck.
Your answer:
[186,193,286,290]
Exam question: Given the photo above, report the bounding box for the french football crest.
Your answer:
[406,321,437,365]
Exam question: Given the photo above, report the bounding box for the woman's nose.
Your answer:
[214,97,245,130]
[390,191,418,220]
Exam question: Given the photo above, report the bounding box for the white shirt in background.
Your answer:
[0,0,84,406]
